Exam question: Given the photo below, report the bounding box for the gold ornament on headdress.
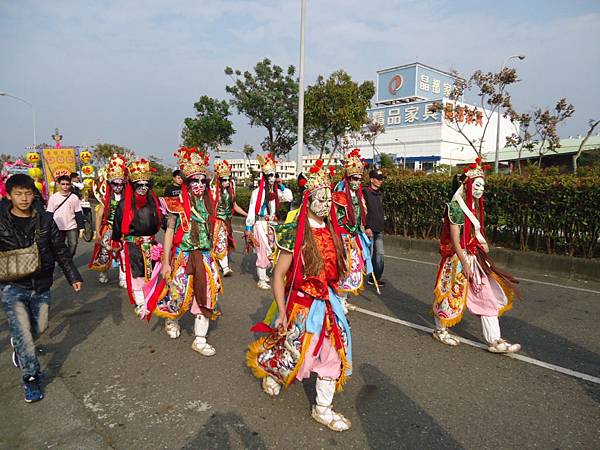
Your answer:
[302,159,335,193]
[106,153,128,182]
[175,147,209,178]
[257,153,277,174]
[214,160,232,178]
[128,158,155,182]
[343,148,365,177]
[463,157,491,179]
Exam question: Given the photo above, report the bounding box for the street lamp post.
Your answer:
[0,91,36,147]
[296,0,306,176]
[494,55,525,173]
[394,139,407,169]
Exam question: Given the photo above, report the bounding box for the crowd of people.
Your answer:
[0,147,521,432]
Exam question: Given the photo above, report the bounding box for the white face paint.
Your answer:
[266,172,276,186]
[309,187,332,217]
[189,174,206,196]
[472,177,485,199]
[134,182,149,196]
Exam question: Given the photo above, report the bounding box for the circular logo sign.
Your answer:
[388,75,403,95]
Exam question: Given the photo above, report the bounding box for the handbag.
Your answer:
[0,214,41,282]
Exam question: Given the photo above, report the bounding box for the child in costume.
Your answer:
[213,159,247,277]
[148,147,222,356]
[332,149,373,312]
[432,158,522,353]
[89,153,128,287]
[245,153,293,290]
[111,158,162,316]
[247,160,353,432]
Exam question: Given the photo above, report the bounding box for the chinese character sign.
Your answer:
[41,147,77,186]
[378,64,460,103]
[368,101,443,129]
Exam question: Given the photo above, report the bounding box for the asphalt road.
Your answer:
[1,234,599,450]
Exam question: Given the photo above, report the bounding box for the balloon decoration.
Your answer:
[81,164,95,177]
[79,150,92,164]
[34,180,44,192]
[25,151,41,164]
[28,167,42,179]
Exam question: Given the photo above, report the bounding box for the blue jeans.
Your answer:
[0,284,51,381]
[371,231,384,281]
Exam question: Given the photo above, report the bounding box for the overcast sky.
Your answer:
[1,0,599,164]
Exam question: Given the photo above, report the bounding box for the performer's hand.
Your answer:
[72,282,83,292]
[365,228,373,239]
[462,263,473,281]
[274,312,287,331]
[161,263,172,280]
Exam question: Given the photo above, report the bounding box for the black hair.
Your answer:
[57,175,71,183]
[449,174,466,200]
[6,174,36,194]
[172,170,182,178]
[70,172,80,180]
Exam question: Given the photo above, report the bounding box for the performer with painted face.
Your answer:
[147,147,222,356]
[245,153,293,290]
[89,153,128,287]
[432,158,522,353]
[111,158,162,315]
[213,159,247,277]
[247,160,353,432]
[332,149,374,312]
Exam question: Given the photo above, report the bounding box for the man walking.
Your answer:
[163,169,183,197]
[363,168,386,287]
[0,174,82,402]
[46,175,84,256]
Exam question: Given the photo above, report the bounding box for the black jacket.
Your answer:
[363,186,385,233]
[0,207,83,292]
[112,193,161,240]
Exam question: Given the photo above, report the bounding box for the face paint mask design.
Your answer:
[111,179,125,194]
[472,177,485,199]
[220,177,230,188]
[189,175,206,196]
[135,182,149,196]
[349,176,362,191]
[309,188,332,218]
[266,172,276,186]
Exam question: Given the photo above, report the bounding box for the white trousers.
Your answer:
[435,315,501,344]
[218,255,229,270]
[257,267,269,282]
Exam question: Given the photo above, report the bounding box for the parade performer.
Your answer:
[247,160,353,432]
[432,158,522,353]
[89,153,128,287]
[148,147,222,356]
[332,149,374,311]
[111,158,162,315]
[213,159,247,276]
[245,153,293,290]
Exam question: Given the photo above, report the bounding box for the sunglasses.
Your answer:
[267,173,280,179]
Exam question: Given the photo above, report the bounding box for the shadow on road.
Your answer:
[357,363,464,450]
[182,412,267,450]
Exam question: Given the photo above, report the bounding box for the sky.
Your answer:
[1,0,599,165]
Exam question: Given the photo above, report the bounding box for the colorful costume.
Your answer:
[332,149,373,308]
[245,153,293,290]
[213,160,240,276]
[432,158,522,353]
[89,153,128,287]
[247,160,353,432]
[111,159,162,316]
[148,147,222,356]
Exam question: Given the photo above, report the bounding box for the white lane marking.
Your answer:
[235,229,600,294]
[354,306,600,385]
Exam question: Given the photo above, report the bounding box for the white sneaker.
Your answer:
[165,320,181,339]
[119,279,127,289]
[488,339,521,354]
[432,329,460,347]
[222,267,233,277]
[191,338,216,356]
[261,376,281,396]
[257,280,271,290]
[98,272,109,284]
[311,405,351,432]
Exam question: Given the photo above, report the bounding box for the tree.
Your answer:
[182,96,235,151]
[92,143,134,166]
[359,117,385,161]
[431,67,520,158]
[225,58,298,157]
[378,153,396,169]
[505,112,534,174]
[243,143,255,161]
[573,118,599,173]
[304,70,375,158]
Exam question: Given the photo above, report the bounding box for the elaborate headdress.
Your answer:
[463,157,490,180]
[257,153,277,174]
[175,147,209,178]
[128,158,156,182]
[343,148,365,177]
[214,160,232,178]
[106,153,128,182]
[299,159,335,193]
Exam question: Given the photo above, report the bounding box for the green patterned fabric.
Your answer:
[217,190,232,221]
[179,198,211,251]
[275,221,298,253]
[336,193,362,235]
[447,201,465,225]
[107,198,120,226]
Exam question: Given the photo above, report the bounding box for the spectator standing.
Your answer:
[363,168,386,286]
[70,172,83,199]
[163,169,183,197]
[0,174,82,402]
[46,175,84,256]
